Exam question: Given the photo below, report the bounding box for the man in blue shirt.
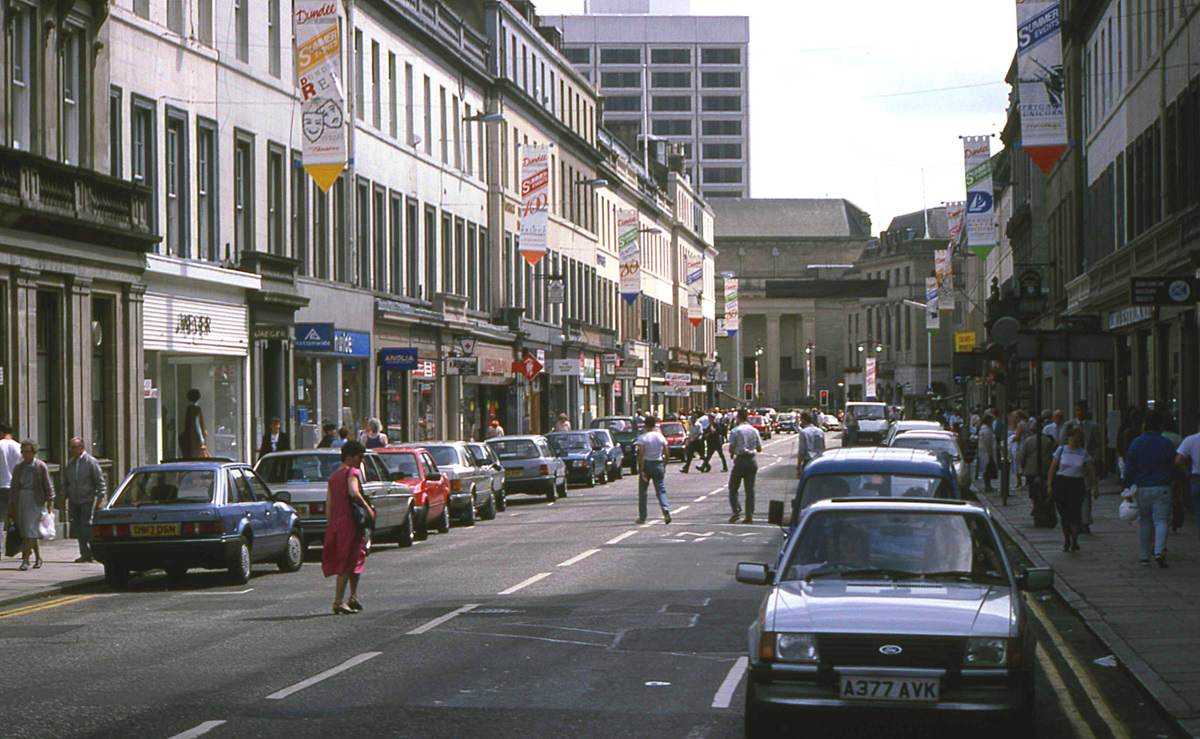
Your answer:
[1123,410,1180,567]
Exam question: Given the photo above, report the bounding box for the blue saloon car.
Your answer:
[91,460,303,588]
[485,435,567,502]
[546,431,608,487]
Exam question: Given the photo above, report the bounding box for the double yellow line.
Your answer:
[0,594,94,620]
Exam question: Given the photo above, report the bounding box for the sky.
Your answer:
[534,0,1019,233]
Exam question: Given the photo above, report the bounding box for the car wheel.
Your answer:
[277,531,304,572]
[397,509,415,547]
[414,509,429,541]
[613,464,623,480]
[104,564,129,589]
[436,502,451,533]
[557,479,567,498]
[495,489,508,512]
[459,496,477,526]
[545,482,558,502]
[164,565,188,582]
[481,492,497,521]
[228,538,252,585]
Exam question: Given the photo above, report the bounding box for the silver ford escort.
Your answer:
[736,498,1052,736]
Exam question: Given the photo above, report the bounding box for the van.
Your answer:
[844,401,888,445]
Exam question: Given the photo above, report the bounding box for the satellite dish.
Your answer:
[990,316,1021,347]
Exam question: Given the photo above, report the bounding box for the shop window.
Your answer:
[91,297,114,460]
[36,291,63,464]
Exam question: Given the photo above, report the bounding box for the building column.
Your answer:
[67,277,94,443]
[124,284,145,471]
[764,312,781,405]
[14,268,39,441]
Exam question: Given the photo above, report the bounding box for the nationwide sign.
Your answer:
[293,1,347,192]
[1015,0,1068,174]
[686,257,704,327]
[518,145,550,266]
[963,136,997,258]
[723,276,739,337]
[618,209,641,303]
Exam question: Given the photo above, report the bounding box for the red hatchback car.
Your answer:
[374,447,451,539]
[748,415,772,440]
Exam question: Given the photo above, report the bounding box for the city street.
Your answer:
[0,433,1179,739]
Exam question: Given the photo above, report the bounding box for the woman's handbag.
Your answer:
[4,522,20,557]
[350,497,373,534]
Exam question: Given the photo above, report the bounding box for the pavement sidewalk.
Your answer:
[979,478,1200,737]
[0,532,104,608]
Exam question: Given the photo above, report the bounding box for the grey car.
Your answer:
[737,498,1052,736]
[588,428,624,481]
[396,441,497,525]
[255,450,415,550]
[888,429,970,493]
[485,435,567,502]
[465,441,507,513]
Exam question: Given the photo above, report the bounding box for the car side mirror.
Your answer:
[272,490,292,504]
[426,472,443,482]
[1018,566,1054,591]
[735,562,772,586]
[767,500,784,526]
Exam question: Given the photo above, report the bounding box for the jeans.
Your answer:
[728,455,758,517]
[1136,485,1172,560]
[69,499,96,559]
[1189,476,1200,539]
[638,460,669,520]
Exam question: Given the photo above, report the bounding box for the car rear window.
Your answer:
[379,453,420,478]
[421,446,461,467]
[800,473,952,508]
[549,433,590,451]
[891,437,960,457]
[256,455,341,484]
[112,469,216,507]
[488,439,540,460]
[660,422,684,436]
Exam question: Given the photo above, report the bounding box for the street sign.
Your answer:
[665,372,690,386]
[1131,276,1200,306]
[514,352,543,381]
[603,353,620,364]
[613,367,639,378]
[445,357,479,376]
[652,384,706,393]
[623,356,643,368]
[548,358,580,376]
[954,331,977,353]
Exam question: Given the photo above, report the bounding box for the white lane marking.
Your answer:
[167,721,227,739]
[640,519,663,528]
[558,548,601,567]
[266,652,382,700]
[708,487,725,495]
[605,530,639,545]
[191,589,253,595]
[693,496,707,502]
[498,572,552,595]
[674,505,691,513]
[407,603,480,635]
[711,656,749,708]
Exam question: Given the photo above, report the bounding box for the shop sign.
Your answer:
[603,353,620,364]
[1131,276,1200,306]
[1107,306,1153,331]
[252,324,291,341]
[514,352,543,381]
[412,359,438,379]
[549,358,580,376]
[954,331,977,353]
[176,313,213,337]
[332,330,370,358]
[665,372,690,386]
[378,347,418,370]
[613,366,639,378]
[144,292,248,356]
[547,279,565,305]
[295,322,334,351]
[480,356,509,376]
[446,357,479,376]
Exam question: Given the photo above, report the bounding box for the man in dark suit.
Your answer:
[257,417,291,459]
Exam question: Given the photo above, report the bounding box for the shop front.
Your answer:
[241,252,308,450]
[459,342,514,441]
[293,323,372,445]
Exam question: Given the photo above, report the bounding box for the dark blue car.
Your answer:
[546,431,608,487]
[91,460,303,588]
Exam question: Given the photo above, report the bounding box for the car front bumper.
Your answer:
[92,535,244,570]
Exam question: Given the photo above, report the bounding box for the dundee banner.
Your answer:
[294,1,347,191]
[687,257,703,327]
[618,209,641,304]
[723,277,739,337]
[519,145,551,266]
[963,136,996,259]
[1016,0,1067,174]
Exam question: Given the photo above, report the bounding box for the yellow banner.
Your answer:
[955,331,976,353]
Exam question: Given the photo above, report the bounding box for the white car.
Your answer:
[820,413,841,431]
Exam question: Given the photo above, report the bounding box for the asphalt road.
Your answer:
[0,432,1182,738]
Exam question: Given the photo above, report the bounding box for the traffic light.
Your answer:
[819,389,829,407]
[744,383,754,400]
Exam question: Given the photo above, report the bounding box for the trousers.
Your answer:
[729,455,758,517]
[1136,485,1171,560]
[69,499,97,558]
[638,460,669,520]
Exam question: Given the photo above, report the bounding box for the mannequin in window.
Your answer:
[179,388,208,458]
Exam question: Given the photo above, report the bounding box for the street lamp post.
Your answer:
[902,299,933,395]
[754,342,764,404]
[804,341,814,404]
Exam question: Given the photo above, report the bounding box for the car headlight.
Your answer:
[760,632,819,663]
[574,459,590,468]
[964,637,1008,667]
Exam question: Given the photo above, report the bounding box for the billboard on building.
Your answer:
[723,277,739,337]
[1015,0,1068,174]
[687,256,703,327]
[963,136,996,258]
[294,0,347,191]
[618,209,641,303]
[518,145,550,266]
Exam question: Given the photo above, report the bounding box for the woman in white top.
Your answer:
[1047,427,1098,553]
[977,415,997,493]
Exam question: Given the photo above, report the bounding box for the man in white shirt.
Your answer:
[681,412,711,473]
[1178,425,1200,539]
[635,416,671,525]
[0,422,21,528]
[795,411,825,477]
[727,409,763,523]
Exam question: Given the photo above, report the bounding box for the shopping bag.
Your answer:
[1118,499,1138,524]
[38,509,57,540]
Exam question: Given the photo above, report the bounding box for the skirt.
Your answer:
[1053,475,1086,529]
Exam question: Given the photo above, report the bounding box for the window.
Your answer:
[313,182,329,278]
[439,86,448,163]
[373,186,386,290]
[133,0,149,18]
[703,119,741,136]
[601,47,642,65]
[651,71,690,88]
[268,0,281,77]
[267,144,286,256]
[441,212,452,294]
[605,96,640,112]
[165,111,189,257]
[109,87,122,177]
[703,143,742,159]
[356,178,369,287]
[166,0,184,33]
[702,48,741,64]
[423,206,437,299]
[601,71,641,88]
[131,97,157,232]
[198,0,213,46]
[197,120,218,261]
[371,40,380,128]
[464,103,474,175]
[354,29,364,120]
[291,150,306,270]
[564,47,590,64]
[452,95,461,169]
[652,96,691,112]
[651,48,690,64]
[404,63,414,144]
[9,3,36,151]
[702,96,742,111]
[702,167,742,184]
[332,177,347,281]
[235,0,249,62]
[467,223,478,311]
[234,132,254,256]
[406,198,419,298]
[652,119,691,136]
[454,218,465,295]
[91,297,114,459]
[702,71,741,88]
[387,52,397,138]
[59,27,85,165]
[423,75,432,154]
[388,193,402,294]
[36,291,63,464]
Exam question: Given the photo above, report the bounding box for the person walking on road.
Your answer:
[1124,410,1180,568]
[1062,400,1102,531]
[10,440,54,571]
[1177,423,1200,540]
[64,436,107,563]
[1019,419,1057,525]
[727,408,763,524]
[316,422,338,449]
[702,411,728,472]
[635,416,671,525]
[322,441,373,615]
[486,418,505,439]
[362,418,388,449]
[681,412,710,473]
[844,409,859,447]
[795,411,820,478]
[801,411,824,461]
[1047,428,1098,553]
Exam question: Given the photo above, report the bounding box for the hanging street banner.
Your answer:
[945,201,966,268]
[1015,0,1068,174]
[963,136,997,259]
[865,357,878,400]
[618,209,641,303]
[934,250,948,285]
[935,250,955,313]
[926,277,941,331]
[723,276,739,337]
[518,144,551,266]
[686,257,704,327]
[294,0,348,191]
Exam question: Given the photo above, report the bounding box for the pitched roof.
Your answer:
[711,198,872,239]
[884,207,950,240]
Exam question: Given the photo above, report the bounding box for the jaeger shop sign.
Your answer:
[144,292,248,356]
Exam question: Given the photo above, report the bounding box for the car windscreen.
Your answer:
[488,439,540,460]
[847,404,886,420]
[800,473,952,508]
[256,455,342,484]
[549,434,590,452]
[660,423,684,436]
[378,453,420,478]
[782,510,1006,585]
[891,437,960,458]
[422,446,461,467]
[112,469,217,507]
[592,418,633,433]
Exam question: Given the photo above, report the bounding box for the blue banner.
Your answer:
[332,330,370,358]
[294,323,334,352]
[378,347,419,370]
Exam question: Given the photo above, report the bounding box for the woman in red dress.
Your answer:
[321,441,374,615]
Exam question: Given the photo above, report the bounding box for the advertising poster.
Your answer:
[294,0,347,191]
[723,277,739,336]
[618,209,641,303]
[926,277,941,330]
[519,145,551,266]
[686,257,703,327]
[1015,0,1068,173]
[963,136,997,258]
